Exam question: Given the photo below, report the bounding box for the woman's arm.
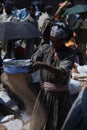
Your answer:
[54,1,71,20]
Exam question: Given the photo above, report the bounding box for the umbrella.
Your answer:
[64,4,87,15]
[0,21,41,40]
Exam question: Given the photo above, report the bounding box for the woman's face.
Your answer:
[29,6,36,16]
[50,36,65,49]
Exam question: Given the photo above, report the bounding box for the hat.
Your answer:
[50,22,67,39]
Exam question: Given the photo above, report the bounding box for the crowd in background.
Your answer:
[0,0,87,130]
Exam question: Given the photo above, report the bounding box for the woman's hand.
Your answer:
[54,1,71,20]
[30,61,45,72]
[82,80,87,88]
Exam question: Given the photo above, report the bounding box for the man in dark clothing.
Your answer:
[61,81,87,130]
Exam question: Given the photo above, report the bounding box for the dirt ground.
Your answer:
[0,82,31,130]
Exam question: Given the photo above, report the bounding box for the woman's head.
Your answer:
[44,5,53,15]
[50,22,73,48]
[27,5,36,17]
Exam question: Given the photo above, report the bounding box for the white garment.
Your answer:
[69,79,81,95]
[0,9,18,22]
[38,12,52,33]
[0,9,7,22]
[22,14,36,25]
[70,64,87,95]
[77,65,87,74]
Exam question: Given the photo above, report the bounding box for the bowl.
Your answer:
[3,59,32,74]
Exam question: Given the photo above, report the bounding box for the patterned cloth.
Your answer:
[50,23,67,39]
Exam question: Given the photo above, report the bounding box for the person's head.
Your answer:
[44,5,53,16]
[50,22,73,49]
[4,1,14,15]
[27,5,36,17]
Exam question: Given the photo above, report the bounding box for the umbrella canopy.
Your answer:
[0,21,41,40]
[64,4,87,15]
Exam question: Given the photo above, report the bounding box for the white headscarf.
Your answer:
[50,22,68,39]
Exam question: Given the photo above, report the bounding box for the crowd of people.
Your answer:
[0,0,87,130]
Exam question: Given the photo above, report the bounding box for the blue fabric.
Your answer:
[12,8,28,20]
[3,65,31,74]
[3,59,31,74]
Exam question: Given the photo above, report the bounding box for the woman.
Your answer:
[30,22,76,130]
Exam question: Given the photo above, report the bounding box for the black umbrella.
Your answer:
[0,21,41,40]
